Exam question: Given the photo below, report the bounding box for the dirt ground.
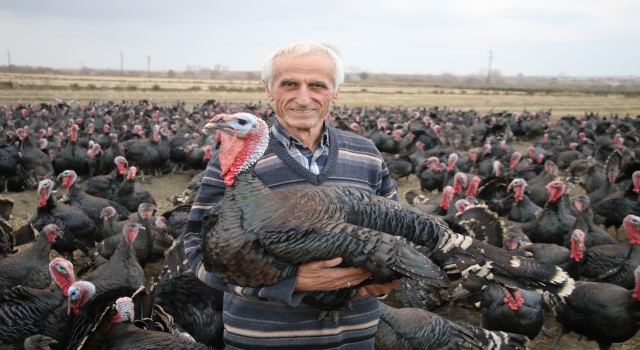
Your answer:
[3,171,640,349]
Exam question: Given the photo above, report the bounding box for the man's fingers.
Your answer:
[322,257,343,268]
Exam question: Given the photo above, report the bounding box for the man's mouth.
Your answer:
[291,109,314,114]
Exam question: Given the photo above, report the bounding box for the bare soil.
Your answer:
[3,171,639,349]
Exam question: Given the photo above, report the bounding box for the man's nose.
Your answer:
[295,85,312,105]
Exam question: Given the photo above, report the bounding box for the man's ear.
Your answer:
[332,86,341,104]
[263,80,274,102]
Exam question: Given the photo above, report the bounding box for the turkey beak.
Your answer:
[55,228,64,238]
[204,119,230,131]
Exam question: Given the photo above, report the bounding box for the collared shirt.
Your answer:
[270,119,329,175]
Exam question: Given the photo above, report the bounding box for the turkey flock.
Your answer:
[0,99,639,350]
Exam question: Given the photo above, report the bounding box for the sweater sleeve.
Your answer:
[376,148,399,201]
[184,150,306,306]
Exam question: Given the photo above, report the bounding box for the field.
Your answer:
[2,74,640,349]
[1,73,639,117]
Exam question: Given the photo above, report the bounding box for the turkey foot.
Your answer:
[140,170,152,184]
[317,310,341,323]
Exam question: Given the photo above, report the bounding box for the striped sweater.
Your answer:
[185,125,397,350]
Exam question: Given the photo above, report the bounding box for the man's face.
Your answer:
[264,53,340,133]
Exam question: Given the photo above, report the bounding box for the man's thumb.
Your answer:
[324,257,343,267]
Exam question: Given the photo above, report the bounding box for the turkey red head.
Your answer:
[563,181,574,195]
[483,141,491,155]
[453,173,467,195]
[123,222,145,245]
[69,125,79,142]
[100,206,117,220]
[23,335,58,350]
[424,157,440,168]
[447,153,458,171]
[503,285,525,311]
[57,170,78,192]
[204,145,213,160]
[15,128,27,141]
[508,178,527,202]
[440,186,454,210]
[492,160,503,177]
[49,258,75,297]
[37,179,54,208]
[432,124,441,138]
[570,229,586,262]
[110,133,118,143]
[392,130,403,142]
[465,176,481,197]
[527,146,536,159]
[509,152,521,170]
[87,123,95,134]
[633,266,640,300]
[469,148,479,162]
[542,133,548,145]
[571,195,589,213]
[103,124,110,134]
[67,281,96,315]
[42,224,63,243]
[110,297,135,328]
[39,138,48,150]
[204,113,269,186]
[633,171,640,193]
[415,141,424,150]
[623,215,640,244]
[155,217,169,234]
[454,199,471,213]
[503,231,530,251]
[546,180,564,202]
[113,156,128,175]
[137,202,157,220]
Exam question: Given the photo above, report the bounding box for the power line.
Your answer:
[487,50,493,85]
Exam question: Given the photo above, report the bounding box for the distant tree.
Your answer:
[358,72,370,81]
[167,69,176,78]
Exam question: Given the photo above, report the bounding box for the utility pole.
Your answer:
[147,56,150,76]
[486,50,493,85]
[7,51,10,66]
[120,51,124,76]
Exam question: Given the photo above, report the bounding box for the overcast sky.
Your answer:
[1,0,638,76]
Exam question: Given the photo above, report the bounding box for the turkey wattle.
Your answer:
[200,113,575,307]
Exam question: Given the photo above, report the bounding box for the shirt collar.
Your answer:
[271,118,330,149]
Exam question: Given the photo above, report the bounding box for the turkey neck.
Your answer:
[26,227,55,262]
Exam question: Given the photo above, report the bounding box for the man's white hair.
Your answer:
[262,41,344,93]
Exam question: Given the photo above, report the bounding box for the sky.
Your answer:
[1,0,638,77]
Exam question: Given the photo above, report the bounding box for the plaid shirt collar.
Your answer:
[271,118,330,150]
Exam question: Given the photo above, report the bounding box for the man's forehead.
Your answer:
[272,53,334,80]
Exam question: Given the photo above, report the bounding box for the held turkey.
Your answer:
[200,113,574,315]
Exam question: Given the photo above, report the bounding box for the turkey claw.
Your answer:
[317,310,341,323]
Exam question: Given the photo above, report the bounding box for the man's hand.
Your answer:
[357,280,399,297]
[294,257,372,292]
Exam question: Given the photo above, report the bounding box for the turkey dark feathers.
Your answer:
[201,113,575,310]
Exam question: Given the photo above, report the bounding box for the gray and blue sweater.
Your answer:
[184,124,397,350]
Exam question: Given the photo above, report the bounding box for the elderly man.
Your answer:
[185,41,398,349]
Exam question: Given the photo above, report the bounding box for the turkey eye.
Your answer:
[238,119,247,125]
